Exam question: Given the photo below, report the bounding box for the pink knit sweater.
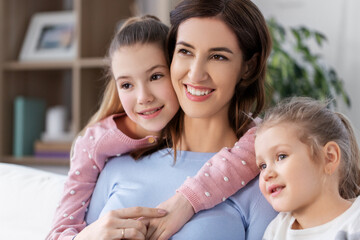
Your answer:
[46,114,259,240]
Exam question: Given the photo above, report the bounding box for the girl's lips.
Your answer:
[184,84,214,102]
[138,106,163,119]
[268,184,285,197]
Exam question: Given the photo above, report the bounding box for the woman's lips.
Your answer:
[184,84,214,102]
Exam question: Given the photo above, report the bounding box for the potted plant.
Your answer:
[266,18,351,108]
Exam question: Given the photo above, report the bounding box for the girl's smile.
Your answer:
[255,122,324,214]
[112,43,179,135]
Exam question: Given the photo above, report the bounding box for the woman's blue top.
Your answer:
[86,149,277,239]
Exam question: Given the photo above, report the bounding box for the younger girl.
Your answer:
[47,15,260,240]
[255,97,360,239]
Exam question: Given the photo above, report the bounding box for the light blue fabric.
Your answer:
[86,149,277,240]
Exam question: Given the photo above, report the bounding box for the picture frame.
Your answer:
[19,11,76,61]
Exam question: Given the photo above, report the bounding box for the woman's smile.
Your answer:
[171,17,244,119]
[184,84,215,101]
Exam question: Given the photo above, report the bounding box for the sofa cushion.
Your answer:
[0,163,66,240]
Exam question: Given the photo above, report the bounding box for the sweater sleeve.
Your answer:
[176,127,259,213]
[46,115,152,240]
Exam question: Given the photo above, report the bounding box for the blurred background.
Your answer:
[0,0,358,174]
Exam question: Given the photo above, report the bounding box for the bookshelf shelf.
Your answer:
[3,61,74,71]
[0,0,135,167]
[2,156,69,166]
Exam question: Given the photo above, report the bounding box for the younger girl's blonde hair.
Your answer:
[258,96,360,199]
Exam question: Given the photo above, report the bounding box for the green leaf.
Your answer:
[266,18,350,108]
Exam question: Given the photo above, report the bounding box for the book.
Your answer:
[34,140,72,159]
[13,96,46,157]
[34,140,72,152]
[34,152,70,159]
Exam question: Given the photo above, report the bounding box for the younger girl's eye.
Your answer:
[258,163,267,171]
[150,73,164,81]
[211,54,228,61]
[277,154,287,161]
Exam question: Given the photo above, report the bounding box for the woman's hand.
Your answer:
[74,207,167,240]
[145,193,195,240]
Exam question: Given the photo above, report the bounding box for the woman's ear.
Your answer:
[241,53,259,80]
[323,141,341,175]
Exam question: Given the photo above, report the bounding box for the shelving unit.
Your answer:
[0,0,135,166]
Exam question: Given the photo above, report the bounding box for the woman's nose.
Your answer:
[187,58,208,83]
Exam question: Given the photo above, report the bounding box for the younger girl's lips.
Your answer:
[268,184,285,198]
[138,106,164,119]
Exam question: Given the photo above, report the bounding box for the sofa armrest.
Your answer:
[0,163,66,240]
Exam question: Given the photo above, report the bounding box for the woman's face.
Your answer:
[112,43,179,134]
[170,17,246,120]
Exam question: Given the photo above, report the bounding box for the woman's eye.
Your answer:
[178,48,191,55]
[150,73,163,81]
[121,83,132,89]
[211,54,228,61]
[277,154,287,161]
[258,163,267,171]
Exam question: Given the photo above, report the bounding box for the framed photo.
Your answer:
[19,11,76,61]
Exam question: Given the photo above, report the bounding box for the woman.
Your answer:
[82,0,277,239]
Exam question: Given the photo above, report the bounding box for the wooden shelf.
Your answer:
[1,156,69,166]
[2,58,108,71]
[3,61,74,70]
[78,58,108,68]
[0,0,135,166]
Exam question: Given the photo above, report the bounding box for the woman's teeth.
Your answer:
[187,85,212,96]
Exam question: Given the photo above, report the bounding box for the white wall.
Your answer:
[253,0,360,137]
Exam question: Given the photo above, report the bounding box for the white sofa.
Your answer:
[0,163,66,240]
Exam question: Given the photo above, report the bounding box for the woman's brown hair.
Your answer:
[165,0,272,153]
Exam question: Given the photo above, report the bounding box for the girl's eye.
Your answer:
[277,154,287,161]
[150,73,163,81]
[258,163,267,171]
[211,54,228,61]
[121,83,132,90]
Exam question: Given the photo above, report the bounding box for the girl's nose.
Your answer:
[262,165,277,181]
[137,86,154,104]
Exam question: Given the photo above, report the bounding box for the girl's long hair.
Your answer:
[165,0,272,155]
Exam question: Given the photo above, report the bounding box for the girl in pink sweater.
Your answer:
[47,15,260,240]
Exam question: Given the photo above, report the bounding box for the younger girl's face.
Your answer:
[255,123,325,214]
[112,43,179,134]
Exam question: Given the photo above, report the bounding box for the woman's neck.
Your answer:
[179,114,237,152]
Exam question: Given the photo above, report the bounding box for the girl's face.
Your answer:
[255,123,325,214]
[170,17,246,120]
[112,43,179,134]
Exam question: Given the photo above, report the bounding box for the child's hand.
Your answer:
[145,193,195,240]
